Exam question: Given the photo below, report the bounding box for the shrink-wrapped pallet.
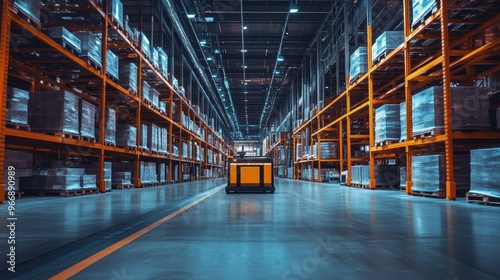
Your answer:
[150,89,160,108]
[43,27,81,54]
[147,123,159,152]
[156,47,168,76]
[141,32,151,58]
[151,47,159,69]
[119,62,138,93]
[109,0,123,27]
[6,87,29,125]
[158,163,166,183]
[319,142,337,159]
[13,0,41,27]
[349,47,368,82]
[29,91,79,135]
[112,162,134,185]
[400,166,407,188]
[116,124,136,147]
[140,124,148,150]
[74,31,102,68]
[400,102,406,141]
[96,107,116,145]
[142,81,151,101]
[106,50,119,81]
[372,31,404,62]
[411,0,437,27]
[140,162,157,183]
[79,99,96,139]
[412,154,470,192]
[469,148,500,198]
[375,104,401,143]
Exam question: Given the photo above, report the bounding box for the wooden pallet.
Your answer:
[466,193,500,206]
[106,73,119,83]
[59,41,81,56]
[140,182,160,187]
[81,136,96,143]
[11,6,41,30]
[411,190,446,198]
[139,147,149,153]
[6,123,30,131]
[412,129,443,139]
[44,131,81,140]
[24,188,94,197]
[112,184,134,190]
[374,139,397,147]
[124,146,138,151]
[105,141,116,147]
[84,59,102,71]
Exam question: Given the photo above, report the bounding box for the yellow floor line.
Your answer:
[49,186,224,280]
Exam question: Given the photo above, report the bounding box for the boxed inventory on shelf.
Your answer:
[400,166,407,188]
[412,154,470,193]
[79,99,96,139]
[6,87,29,125]
[375,104,401,143]
[157,163,167,183]
[96,107,116,145]
[141,32,151,58]
[147,123,159,152]
[411,0,437,27]
[318,142,337,159]
[372,31,404,62]
[116,124,136,147]
[87,162,112,191]
[29,91,80,135]
[109,0,124,27]
[158,127,168,154]
[106,50,119,81]
[112,162,134,185]
[400,102,407,141]
[412,86,490,135]
[119,62,138,93]
[469,147,500,198]
[150,89,160,108]
[22,168,91,191]
[43,27,81,55]
[352,165,400,187]
[156,47,168,76]
[151,47,159,69]
[13,0,41,27]
[349,47,368,82]
[142,81,151,101]
[74,31,102,68]
[140,162,158,183]
[140,124,148,150]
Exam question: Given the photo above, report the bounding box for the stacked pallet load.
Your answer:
[98,107,116,145]
[156,47,168,77]
[467,148,500,203]
[22,168,89,194]
[112,162,134,188]
[319,142,337,158]
[43,27,81,55]
[119,62,138,94]
[372,31,404,62]
[140,124,148,151]
[13,0,41,27]
[78,99,96,141]
[349,47,368,82]
[116,124,137,148]
[109,0,124,27]
[74,31,101,68]
[141,32,151,59]
[106,50,119,81]
[400,102,406,141]
[375,104,401,145]
[158,127,168,154]
[28,91,80,136]
[3,150,33,192]
[147,123,159,152]
[412,154,470,195]
[412,86,490,137]
[6,87,29,126]
[400,166,407,189]
[411,0,437,27]
[140,162,157,185]
[157,163,167,184]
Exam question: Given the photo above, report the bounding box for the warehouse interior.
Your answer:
[1,0,500,278]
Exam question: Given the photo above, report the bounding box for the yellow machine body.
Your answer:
[226,156,275,193]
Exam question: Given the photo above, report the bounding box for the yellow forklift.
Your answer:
[225,151,275,193]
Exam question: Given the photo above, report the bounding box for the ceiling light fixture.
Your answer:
[277,55,284,61]
[205,17,214,22]
[243,26,248,30]
[187,13,196,19]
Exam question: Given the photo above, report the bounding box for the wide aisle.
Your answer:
[55,179,500,280]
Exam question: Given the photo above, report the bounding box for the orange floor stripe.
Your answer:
[48,186,224,280]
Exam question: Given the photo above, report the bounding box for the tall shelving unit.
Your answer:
[0,0,232,202]
[291,0,500,199]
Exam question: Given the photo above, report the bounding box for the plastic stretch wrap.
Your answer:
[158,127,168,153]
[22,175,82,191]
[400,166,407,188]
[400,102,407,141]
[172,76,179,89]
[29,91,79,134]
[74,31,102,68]
[119,62,138,93]
[182,142,188,158]
[140,162,157,183]
[351,166,362,185]
[156,47,168,76]
[208,150,213,164]
[375,104,401,143]
[319,142,337,159]
[412,154,470,192]
[81,175,97,189]
[147,123,159,152]
[151,47,159,69]
[112,172,132,185]
[13,0,41,26]
[372,31,404,62]
[105,107,116,144]
[172,145,179,157]
[104,162,112,191]
[141,32,151,58]
[79,99,96,138]
[412,86,490,135]
[361,166,370,186]
[411,0,437,26]
[349,47,368,82]
[109,0,123,26]
[6,87,29,125]
[159,102,167,113]
[158,163,166,183]
[43,27,81,54]
[469,148,500,198]
[179,86,185,96]
[296,144,303,160]
[142,81,151,101]
[137,124,146,149]
[116,124,136,147]
[150,89,160,108]
[106,50,119,81]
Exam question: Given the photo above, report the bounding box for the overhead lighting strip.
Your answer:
[240,0,249,134]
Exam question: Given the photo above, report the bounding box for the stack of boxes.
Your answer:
[116,124,137,147]
[119,62,138,93]
[349,47,368,82]
[140,162,157,184]
[6,87,29,125]
[411,0,437,27]
[147,123,159,152]
[43,27,81,55]
[469,147,500,198]
[112,162,134,186]
[372,31,404,62]
[79,99,96,140]
[412,154,470,193]
[28,91,80,135]
[74,31,102,68]
[140,124,148,150]
[375,104,401,143]
[13,0,41,27]
[106,50,119,81]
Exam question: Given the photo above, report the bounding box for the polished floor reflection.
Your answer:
[1,178,499,279]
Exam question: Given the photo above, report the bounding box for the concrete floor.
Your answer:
[1,178,499,279]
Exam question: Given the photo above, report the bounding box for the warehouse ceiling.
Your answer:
[181,0,334,138]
